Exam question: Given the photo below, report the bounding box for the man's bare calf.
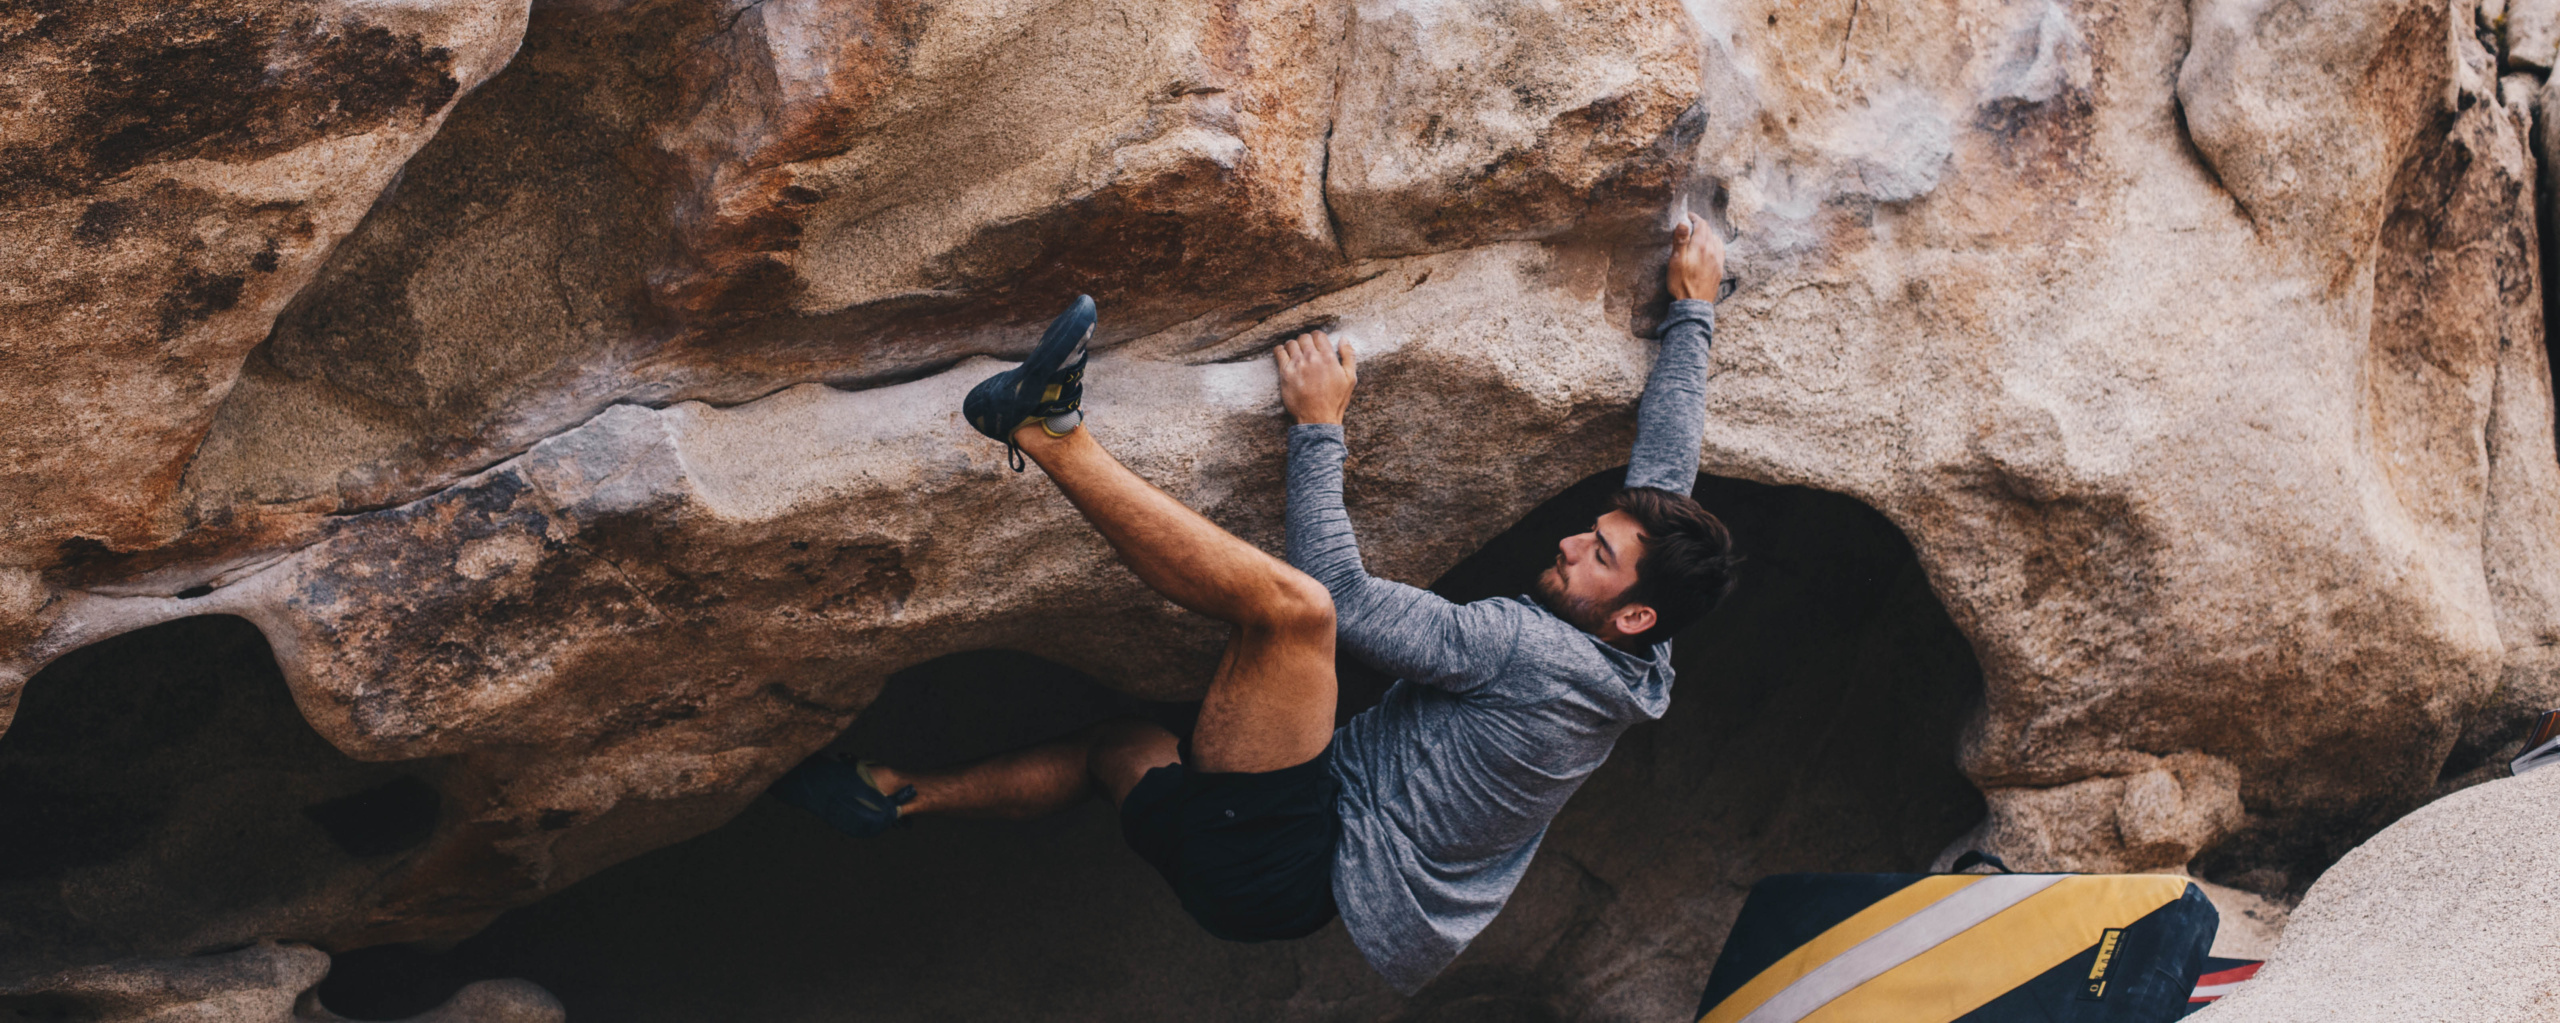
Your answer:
[863,717,1174,819]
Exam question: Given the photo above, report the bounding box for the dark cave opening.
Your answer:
[314,470,1987,1022]
[0,615,442,975]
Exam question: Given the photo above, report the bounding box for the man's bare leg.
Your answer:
[1011,424,1338,774]
[866,717,1178,818]
[788,424,1326,828]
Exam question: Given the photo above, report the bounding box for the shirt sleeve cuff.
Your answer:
[1662,298,1717,336]
[1289,422,1346,443]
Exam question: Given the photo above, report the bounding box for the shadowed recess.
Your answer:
[314,470,1986,1021]
[0,615,440,974]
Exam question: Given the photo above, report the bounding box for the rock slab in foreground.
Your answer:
[0,942,559,1023]
[2192,765,2560,1023]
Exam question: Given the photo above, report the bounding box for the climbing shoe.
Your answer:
[964,295,1095,471]
[769,753,915,838]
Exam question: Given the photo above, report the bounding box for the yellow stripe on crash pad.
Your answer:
[1800,875,2190,1023]
[1699,876,1988,1023]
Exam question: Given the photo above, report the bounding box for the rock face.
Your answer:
[5,0,2560,1013]
[1692,0,2552,886]
[0,0,530,655]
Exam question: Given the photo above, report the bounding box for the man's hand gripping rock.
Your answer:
[1277,330,1358,426]
[1667,211,1726,303]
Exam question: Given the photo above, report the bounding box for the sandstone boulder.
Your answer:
[2,0,2557,1009]
[162,0,1701,577]
[23,242,1668,953]
[1679,0,2555,882]
[8,0,1708,957]
[2194,765,2560,1023]
[0,0,529,657]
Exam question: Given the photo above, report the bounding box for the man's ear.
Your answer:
[1610,602,1657,640]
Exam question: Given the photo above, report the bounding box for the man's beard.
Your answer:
[1533,565,1617,635]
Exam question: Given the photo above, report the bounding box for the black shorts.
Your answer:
[1119,740,1342,942]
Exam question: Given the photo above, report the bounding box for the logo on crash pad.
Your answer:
[2080,927,2126,1001]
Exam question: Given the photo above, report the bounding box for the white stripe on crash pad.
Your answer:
[1737,874,2070,1023]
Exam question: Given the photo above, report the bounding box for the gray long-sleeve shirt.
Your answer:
[1288,299,1717,992]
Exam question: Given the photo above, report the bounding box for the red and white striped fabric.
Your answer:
[2187,959,2262,1007]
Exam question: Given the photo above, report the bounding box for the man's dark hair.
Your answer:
[1610,486,1741,646]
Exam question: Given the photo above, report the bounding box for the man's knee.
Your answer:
[1087,718,1178,803]
[1257,569,1335,636]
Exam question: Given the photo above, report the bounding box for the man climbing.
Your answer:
[771,213,1738,993]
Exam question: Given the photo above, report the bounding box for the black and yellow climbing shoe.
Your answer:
[769,753,915,839]
[964,295,1095,471]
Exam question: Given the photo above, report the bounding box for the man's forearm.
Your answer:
[1625,299,1716,493]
